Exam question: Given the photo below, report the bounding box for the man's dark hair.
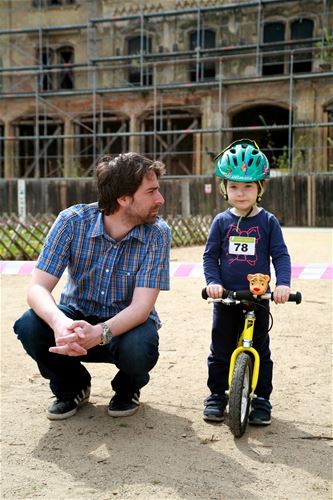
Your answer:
[96,152,166,215]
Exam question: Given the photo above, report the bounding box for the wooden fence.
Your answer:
[0,174,333,227]
[0,213,213,260]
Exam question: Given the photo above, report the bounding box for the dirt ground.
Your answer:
[1,228,332,500]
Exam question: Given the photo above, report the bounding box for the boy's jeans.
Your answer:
[13,305,159,400]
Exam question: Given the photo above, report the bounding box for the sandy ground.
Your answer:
[1,228,332,499]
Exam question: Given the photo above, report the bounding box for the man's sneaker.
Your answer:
[249,397,272,425]
[108,391,140,417]
[203,393,228,422]
[47,386,91,420]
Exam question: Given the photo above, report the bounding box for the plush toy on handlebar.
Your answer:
[247,273,270,297]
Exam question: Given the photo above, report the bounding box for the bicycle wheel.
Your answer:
[228,352,253,438]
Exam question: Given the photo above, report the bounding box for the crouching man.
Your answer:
[14,153,171,420]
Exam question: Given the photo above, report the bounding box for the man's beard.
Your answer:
[125,208,159,226]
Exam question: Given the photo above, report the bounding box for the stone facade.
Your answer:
[0,0,332,177]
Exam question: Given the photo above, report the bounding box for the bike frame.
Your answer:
[228,309,260,397]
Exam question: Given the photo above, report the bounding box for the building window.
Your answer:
[263,18,314,75]
[57,46,74,89]
[262,22,285,76]
[232,105,290,169]
[142,109,201,175]
[74,114,129,175]
[290,18,314,73]
[36,46,74,91]
[127,35,153,86]
[37,47,54,91]
[189,29,216,82]
[32,0,76,7]
[13,115,64,178]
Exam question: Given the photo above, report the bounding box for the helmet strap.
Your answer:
[236,206,254,233]
[220,181,228,200]
[257,181,264,203]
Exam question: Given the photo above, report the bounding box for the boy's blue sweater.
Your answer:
[203,208,291,291]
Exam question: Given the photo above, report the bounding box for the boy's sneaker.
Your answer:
[203,393,228,422]
[47,386,91,420]
[108,391,140,417]
[249,397,272,425]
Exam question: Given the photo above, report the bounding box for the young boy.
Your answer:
[203,139,291,425]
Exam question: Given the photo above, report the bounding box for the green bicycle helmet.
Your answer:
[215,139,270,182]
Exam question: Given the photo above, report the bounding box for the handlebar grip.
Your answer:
[201,288,230,300]
[288,291,302,304]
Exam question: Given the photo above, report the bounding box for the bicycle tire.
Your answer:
[228,352,253,438]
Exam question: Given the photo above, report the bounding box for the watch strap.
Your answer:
[99,322,113,345]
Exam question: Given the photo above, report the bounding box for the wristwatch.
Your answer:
[99,322,113,345]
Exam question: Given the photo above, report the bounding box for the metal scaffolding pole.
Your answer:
[288,52,294,169]
[256,0,262,76]
[92,66,97,170]
[218,58,223,152]
[140,13,144,87]
[153,64,157,160]
[6,122,331,142]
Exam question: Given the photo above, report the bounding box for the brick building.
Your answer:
[0,0,332,178]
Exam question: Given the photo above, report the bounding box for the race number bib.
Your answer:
[229,236,256,256]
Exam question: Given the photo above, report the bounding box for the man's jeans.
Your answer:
[13,305,159,400]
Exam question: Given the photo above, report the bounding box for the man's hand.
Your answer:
[273,285,290,304]
[49,321,102,356]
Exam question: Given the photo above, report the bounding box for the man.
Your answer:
[14,153,171,420]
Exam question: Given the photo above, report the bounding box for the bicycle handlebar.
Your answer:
[201,287,302,304]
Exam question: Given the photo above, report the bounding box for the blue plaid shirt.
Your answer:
[37,203,171,327]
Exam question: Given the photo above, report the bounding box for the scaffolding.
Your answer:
[0,0,332,178]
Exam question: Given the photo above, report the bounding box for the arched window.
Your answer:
[127,35,153,86]
[13,115,64,177]
[36,45,75,91]
[263,18,314,75]
[36,47,54,90]
[73,113,129,175]
[232,105,290,168]
[290,18,314,73]
[57,46,74,89]
[189,29,216,81]
[141,108,201,175]
[32,1,76,6]
[262,22,285,75]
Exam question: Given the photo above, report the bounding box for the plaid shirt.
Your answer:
[37,203,171,327]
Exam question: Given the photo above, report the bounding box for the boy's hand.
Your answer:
[273,285,290,304]
[206,284,224,299]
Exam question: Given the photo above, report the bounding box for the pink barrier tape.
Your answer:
[173,263,196,277]
[321,265,333,280]
[0,261,332,279]
[18,262,36,275]
[291,266,305,279]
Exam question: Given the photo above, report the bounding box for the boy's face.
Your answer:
[226,181,258,214]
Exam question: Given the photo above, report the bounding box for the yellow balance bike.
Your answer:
[202,274,302,438]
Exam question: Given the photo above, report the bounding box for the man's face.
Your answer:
[124,172,165,225]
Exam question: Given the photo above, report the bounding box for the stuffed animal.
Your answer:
[247,273,270,296]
